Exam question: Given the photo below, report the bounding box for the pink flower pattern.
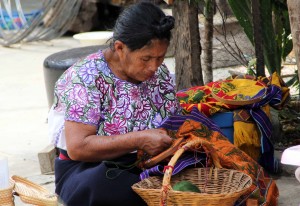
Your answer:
[53,50,181,135]
[69,105,84,119]
[104,116,127,135]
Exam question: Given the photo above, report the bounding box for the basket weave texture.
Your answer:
[132,140,252,206]
[11,175,57,206]
[0,181,14,206]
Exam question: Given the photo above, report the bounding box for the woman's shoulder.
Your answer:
[61,50,112,83]
[75,50,107,70]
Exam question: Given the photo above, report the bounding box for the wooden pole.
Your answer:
[172,0,204,90]
[287,0,300,83]
[203,0,215,84]
[252,0,265,77]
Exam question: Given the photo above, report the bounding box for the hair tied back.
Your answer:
[154,16,175,36]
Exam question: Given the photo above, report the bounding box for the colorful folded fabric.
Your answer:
[140,108,279,205]
[176,72,290,173]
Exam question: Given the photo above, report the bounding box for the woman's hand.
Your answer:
[136,129,173,156]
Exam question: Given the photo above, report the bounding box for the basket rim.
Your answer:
[11,175,57,204]
[136,139,253,205]
[211,78,267,106]
[132,167,253,195]
[132,167,253,206]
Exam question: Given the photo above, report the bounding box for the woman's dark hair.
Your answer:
[111,1,175,51]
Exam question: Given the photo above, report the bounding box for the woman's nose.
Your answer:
[149,59,162,72]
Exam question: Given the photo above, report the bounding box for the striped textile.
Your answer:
[140,152,206,180]
[158,106,223,133]
[139,108,279,205]
[244,81,282,173]
[140,108,214,180]
[176,73,290,173]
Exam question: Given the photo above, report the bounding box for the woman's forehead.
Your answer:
[133,39,169,56]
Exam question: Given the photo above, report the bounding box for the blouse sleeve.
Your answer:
[54,56,102,126]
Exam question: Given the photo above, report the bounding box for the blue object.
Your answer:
[0,9,41,30]
[210,112,234,143]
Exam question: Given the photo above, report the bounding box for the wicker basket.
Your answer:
[11,175,58,206]
[0,180,15,206]
[132,140,252,206]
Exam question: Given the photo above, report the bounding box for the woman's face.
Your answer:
[116,39,169,84]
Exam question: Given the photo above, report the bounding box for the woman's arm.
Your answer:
[65,120,173,162]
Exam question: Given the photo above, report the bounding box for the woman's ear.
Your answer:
[114,40,126,59]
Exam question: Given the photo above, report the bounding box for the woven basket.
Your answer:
[132,140,252,206]
[0,180,15,206]
[11,175,57,206]
[211,79,267,106]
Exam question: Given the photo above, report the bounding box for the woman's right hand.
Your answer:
[136,129,173,156]
[65,121,173,162]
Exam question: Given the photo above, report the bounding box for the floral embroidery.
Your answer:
[104,116,127,135]
[69,84,88,106]
[53,50,181,136]
[78,62,98,84]
[69,105,84,119]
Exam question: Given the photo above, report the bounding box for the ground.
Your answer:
[1,3,300,205]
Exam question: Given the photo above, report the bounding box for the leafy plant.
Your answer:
[285,71,299,95]
[228,0,293,76]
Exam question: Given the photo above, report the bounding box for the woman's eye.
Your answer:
[141,57,150,62]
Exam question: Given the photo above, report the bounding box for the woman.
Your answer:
[48,2,181,205]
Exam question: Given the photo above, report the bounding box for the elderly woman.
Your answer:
[48,2,181,205]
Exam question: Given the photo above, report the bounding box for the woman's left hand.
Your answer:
[135,129,173,156]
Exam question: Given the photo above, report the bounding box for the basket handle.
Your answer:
[160,139,208,206]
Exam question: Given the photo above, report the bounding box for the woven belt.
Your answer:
[59,149,71,160]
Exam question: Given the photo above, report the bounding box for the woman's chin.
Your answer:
[131,74,154,83]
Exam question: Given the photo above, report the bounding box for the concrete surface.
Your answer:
[0,37,81,205]
[0,36,300,205]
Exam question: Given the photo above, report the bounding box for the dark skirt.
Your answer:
[55,151,147,206]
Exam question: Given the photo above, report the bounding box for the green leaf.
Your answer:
[148,98,158,112]
[104,76,114,84]
[228,0,290,75]
[160,105,166,119]
[285,73,298,87]
[228,0,253,43]
[165,93,175,101]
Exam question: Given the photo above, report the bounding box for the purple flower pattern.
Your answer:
[133,100,151,119]
[56,70,74,96]
[69,84,88,106]
[53,50,181,135]
[78,62,98,84]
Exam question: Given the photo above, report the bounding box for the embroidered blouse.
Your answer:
[48,50,181,150]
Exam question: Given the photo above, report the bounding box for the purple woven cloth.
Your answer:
[140,108,217,180]
[140,152,206,180]
[158,106,223,133]
[140,83,283,179]
[245,84,282,173]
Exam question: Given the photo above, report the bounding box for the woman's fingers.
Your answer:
[139,129,173,156]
